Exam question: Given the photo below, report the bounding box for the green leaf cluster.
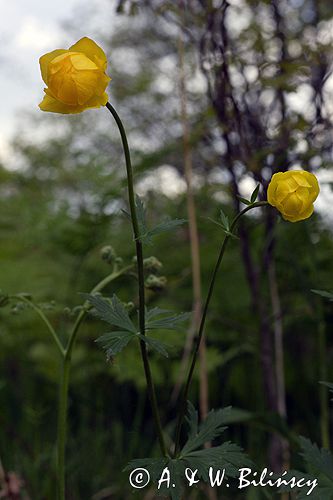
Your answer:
[237,184,260,206]
[84,294,189,359]
[279,437,333,499]
[135,196,186,245]
[126,402,252,499]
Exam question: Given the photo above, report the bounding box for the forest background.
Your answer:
[0,0,332,498]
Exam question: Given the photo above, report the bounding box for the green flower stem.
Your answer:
[10,294,65,357]
[57,264,133,499]
[174,201,269,456]
[57,357,70,500]
[105,101,167,457]
[319,318,329,448]
[65,265,134,356]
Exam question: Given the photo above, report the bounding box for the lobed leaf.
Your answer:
[146,311,190,331]
[137,333,169,357]
[84,293,137,333]
[181,406,233,455]
[95,331,135,356]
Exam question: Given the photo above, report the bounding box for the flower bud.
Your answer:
[101,245,116,264]
[143,256,163,273]
[145,275,167,292]
[267,170,319,222]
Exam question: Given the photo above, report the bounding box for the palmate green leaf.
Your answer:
[311,289,333,302]
[220,208,230,231]
[95,331,135,357]
[135,195,186,245]
[125,404,251,500]
[278,438,333,499]
[84,293,137,333]
[137,333,169,357]
[295,475,333,500]
[277,470,332,499]
[147,218,187,238]
[181,405,233,455]
[183,442,253,481]
[145,307,170,321]
[299,437,333,480]
[146,309,190,331]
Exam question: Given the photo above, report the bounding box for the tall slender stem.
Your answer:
[105,102,167,457]
[319,317,329,448]
[57,358,70,500]
[174,201,269,456]
[11,295,65,357]
[56,265,132,500]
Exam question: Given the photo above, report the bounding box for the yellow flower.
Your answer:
[38,37,111,114]
[267,170,320,222]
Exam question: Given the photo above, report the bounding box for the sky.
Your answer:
[0,0,109,161]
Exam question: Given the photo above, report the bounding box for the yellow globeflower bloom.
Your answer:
[38,37,111,114]
[267,170,320,222]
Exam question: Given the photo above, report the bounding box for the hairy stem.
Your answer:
[105,102,167,457]
[174,201,269,455]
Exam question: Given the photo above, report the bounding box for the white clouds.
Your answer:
[0,0,79,163]
[15,15,62,51]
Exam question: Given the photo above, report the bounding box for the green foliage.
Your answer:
[237,196,252,206]
[126,402,251,499]
[84,293,137,333]
[220,209,230,232]
[136,333,169,357]
[95,330,135,357]
[145,307,190,331]
[311,289,333,302]
[250,185,260,204]
[136,195,186,245]
[279,437,333,499]
[86,294,189,359]
[181,403,231,454]
[299,437,333,482]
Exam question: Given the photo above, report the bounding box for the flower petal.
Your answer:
[282,203,314,222]
[283,192,303,216]
[291,172,312,188]
[85,92,109,107]
[267,172,285,207]
[302,171,320,202]
[39,49,68,84]
[69,37,108,70]
[38,94,82,114]
[38,90,109,114]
